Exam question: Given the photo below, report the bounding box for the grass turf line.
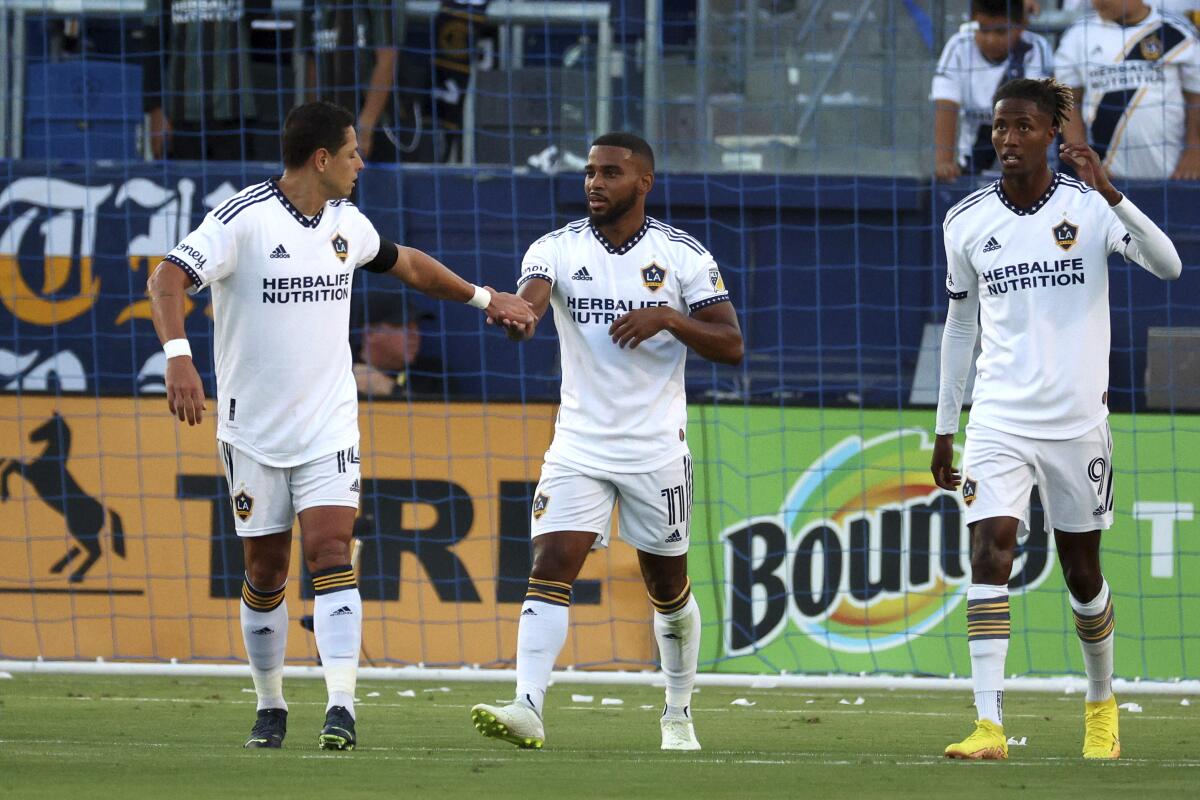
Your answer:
[0,675,1197,799]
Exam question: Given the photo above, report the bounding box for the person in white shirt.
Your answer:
[147,101,533,751]
[1055,0,1200,179]
[469,133,743,753]
[932,78,1181,761]
[933,0,1055,181]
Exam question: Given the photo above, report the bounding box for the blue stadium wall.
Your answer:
[1,160,1196,408]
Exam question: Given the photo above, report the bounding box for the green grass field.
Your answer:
[1,674,1197,799]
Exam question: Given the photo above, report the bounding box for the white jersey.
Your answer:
[167,179,383,466]
[941,173,1133,439]
[1055,10,1200,178]
[520,217,731,472]
[931,28,1054,170]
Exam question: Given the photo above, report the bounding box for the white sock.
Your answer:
[312,565,362,718]
[514,579,572,717]
[967,584,1010,726]
[653,591,700,717]
[1071,579,1115,703]
[240,577,289,712]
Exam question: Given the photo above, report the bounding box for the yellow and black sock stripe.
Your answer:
[650,578,692,616]
[242,577,285,612]
[1074,596,1115,643]
[966,596,1010,642]
[525,577,571,607]
[312,564,357,596]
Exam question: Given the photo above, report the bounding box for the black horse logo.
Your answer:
[0,413,125,582]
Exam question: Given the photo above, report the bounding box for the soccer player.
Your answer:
[1055,0,1200,180]
[147,101,533,750]
[932,0,1054,181]
[469,133,743,751]
[932,78,1181,760]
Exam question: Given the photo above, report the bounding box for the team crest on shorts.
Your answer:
[641,262,666,291]
[961,476,977,506]
[232,487,254,522]
[708,266,725,291]
[1139,34,1163,61]
[1052,219,1079,252]
[532,492,550,519]
[331,232,349,262]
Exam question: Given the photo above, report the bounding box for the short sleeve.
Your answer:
[930,36,964,103]
[1054,25,1086,87]
[165,213,237,294]
[680,251,732,313]
[347,206,383,269]
[1179,30,1200,94]
[1031,33,1054,78]
[519,234,557,288]
[943,224,976,300]
[368,0,400,48]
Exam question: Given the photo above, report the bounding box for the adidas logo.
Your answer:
[521,607,537,616]
[571,266,593,281]
[982,236,1001,253]
[270,244,290,259]
[665,530,682,543]
[329,605,354,617]
[349,479,360,494]
[250,626,274,635]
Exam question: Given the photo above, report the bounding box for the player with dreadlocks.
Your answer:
[930,77,1182,760]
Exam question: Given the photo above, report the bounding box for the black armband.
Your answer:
[362,239,399,274]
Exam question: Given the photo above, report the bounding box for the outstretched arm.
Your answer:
[608,301,743,365]
[384,244,535,326]
[1061,143,1183,280]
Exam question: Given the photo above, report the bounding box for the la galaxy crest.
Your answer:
[532,492,550,519]
[232,487,254,522]
[1139,34,1163,61]
[1052,219,1079,252]
[331,232,349,262]
[641,262,666,292]
[961,476,977,507]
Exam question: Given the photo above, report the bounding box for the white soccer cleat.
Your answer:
[470,701,545,749]
[660,714,701,751]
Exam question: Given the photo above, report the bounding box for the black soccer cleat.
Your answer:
[244,708,288,749]
[318,705,356,751]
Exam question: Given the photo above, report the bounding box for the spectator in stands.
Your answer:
[1056,0,1200,180]
[353,294,447,399]
[932,0,1055,181]
[140,0,288,160]
[301,0,406,162]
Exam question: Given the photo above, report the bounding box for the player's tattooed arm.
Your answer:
[609,301,743,365]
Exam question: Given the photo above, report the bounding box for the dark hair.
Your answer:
[972,0,1025,23]
[591,132,655,171]
[281,101,356,169]
[993,77,1074,129]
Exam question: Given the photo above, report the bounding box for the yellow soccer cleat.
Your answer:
[1082,696,1121,760]
[945,719,1008,760]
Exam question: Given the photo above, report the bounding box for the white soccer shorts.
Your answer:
[218,440,362,537]
[529,454,694,556]
[960,420,1114,533]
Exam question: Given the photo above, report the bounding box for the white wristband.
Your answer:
[467,284,492,310]
[163,338,192,359]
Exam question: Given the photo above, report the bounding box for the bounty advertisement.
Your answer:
[690,407,1200,680]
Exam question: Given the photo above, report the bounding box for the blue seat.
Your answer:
[24,60,142,160]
